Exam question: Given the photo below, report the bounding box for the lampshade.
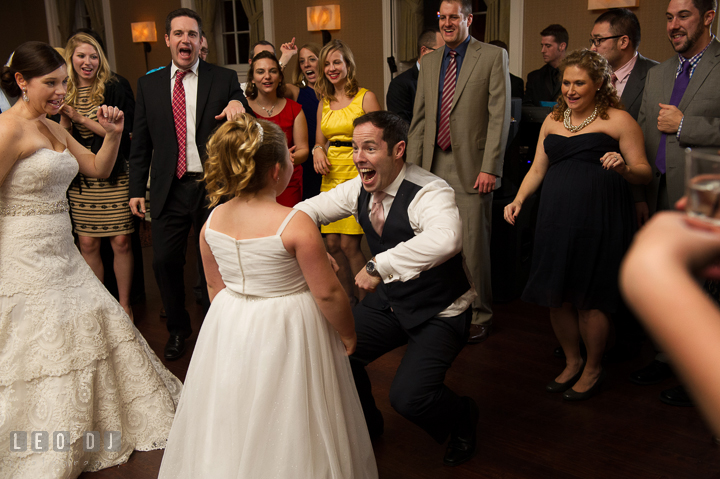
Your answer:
[307,5,341,31]
[131,22,157,43]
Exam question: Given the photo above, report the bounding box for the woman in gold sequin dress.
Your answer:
[60,33,136,319]
[312,40,380,301]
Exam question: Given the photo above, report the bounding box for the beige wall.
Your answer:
[111,0,181,93]
[522,2,674,81]
[0,0,50,69]
[272,0,386,108]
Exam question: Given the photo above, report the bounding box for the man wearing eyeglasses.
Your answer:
[523,24,568,106]
[387,28,443,124]
[590,8,658,120]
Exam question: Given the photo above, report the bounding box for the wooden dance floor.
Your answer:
[80,240,719,479]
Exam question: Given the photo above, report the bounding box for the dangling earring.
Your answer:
[22,88,29,102]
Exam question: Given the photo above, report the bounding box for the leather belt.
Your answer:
[329,141,353,148]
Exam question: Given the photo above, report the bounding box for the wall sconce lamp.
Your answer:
[307,5,341,45]
[131,21,157,72]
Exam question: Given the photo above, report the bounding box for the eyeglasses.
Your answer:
[588,35,622,47]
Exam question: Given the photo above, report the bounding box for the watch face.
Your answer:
[366,261,376,274]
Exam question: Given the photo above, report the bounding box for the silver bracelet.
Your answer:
[312,145,325,154]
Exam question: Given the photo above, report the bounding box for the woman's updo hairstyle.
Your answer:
[1,41,65,97]
[551,49,622,121]
[204,113,288,207]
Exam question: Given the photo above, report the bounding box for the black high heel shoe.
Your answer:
[546,364,584,393]
[563,369,606,401]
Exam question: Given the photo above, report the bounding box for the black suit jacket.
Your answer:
[386,64,419,124]
[523,63,560,106]
[129,60,248,217]
[619,54,659,120]
[510,73,524,100]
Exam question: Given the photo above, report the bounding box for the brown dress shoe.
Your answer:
[467,321,493,344]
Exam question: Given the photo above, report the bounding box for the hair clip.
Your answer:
[256,122,264,142]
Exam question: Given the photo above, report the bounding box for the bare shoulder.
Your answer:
[0,114,31,158]
[284,209,321,237]
[541,113,562,135]
[607,107,640,132]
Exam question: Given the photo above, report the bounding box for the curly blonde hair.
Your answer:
[314,40,359,102]
[64,33,114,108]
[203,114,289,207]
[292,43,321,88]
[551,49,622,122]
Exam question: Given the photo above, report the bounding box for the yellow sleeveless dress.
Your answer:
[319,88,367,235]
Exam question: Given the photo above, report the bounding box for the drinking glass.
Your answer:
[685,148,720,225]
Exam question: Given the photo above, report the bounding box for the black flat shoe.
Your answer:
[563,369,606,401]
[629,360,673,385]
[660,385,694,407]
[546,364,584,393]
[444,397,479,466]
[164,334,186,361]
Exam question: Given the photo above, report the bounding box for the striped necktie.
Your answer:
[437,51,457,151]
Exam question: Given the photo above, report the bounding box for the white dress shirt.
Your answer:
[170,59,202,173]
[295,163,476,317]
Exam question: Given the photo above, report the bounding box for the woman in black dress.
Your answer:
[504,50,651,400]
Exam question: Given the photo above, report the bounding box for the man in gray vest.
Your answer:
[295,111,479,466]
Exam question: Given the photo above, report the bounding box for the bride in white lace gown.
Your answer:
[158,116,377,478]
[0,42,181,478]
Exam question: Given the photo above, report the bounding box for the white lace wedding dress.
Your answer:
[158,207,377,478]
[0,148,182,478]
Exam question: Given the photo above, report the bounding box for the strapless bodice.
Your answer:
[544,132,620,166]
[0,148,78,216]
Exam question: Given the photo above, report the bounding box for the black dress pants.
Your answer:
[151,175,210,337]
[350,301,471,443]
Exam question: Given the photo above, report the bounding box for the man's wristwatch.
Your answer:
[366,258,380,277]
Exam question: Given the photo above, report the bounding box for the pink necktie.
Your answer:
[173,70,188,179]
[370,192,387,236]
[437,51,457,151]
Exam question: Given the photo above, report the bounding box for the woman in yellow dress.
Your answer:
[313,40,380,301]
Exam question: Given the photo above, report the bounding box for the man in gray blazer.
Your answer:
[631,0,720,405]
[637,0,720,222]
[408,0,510,343]
[590,8,658,120]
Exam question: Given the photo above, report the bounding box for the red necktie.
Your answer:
[370,192,387,236]
[437,51,457,151]
[173,70,188,179]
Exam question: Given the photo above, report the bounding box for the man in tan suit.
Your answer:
[408,0,510,342]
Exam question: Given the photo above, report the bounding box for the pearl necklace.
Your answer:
[563,105,598,133]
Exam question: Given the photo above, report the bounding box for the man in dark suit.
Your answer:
[296,111,479,466]
[590,8,658,120]
[488,40,524,99]
[386,28,443,124]
[129,8,248,360]
[630,0,720,405]
[523,24,568,106]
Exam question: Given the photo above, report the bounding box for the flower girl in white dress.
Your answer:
[158,115,377,478]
